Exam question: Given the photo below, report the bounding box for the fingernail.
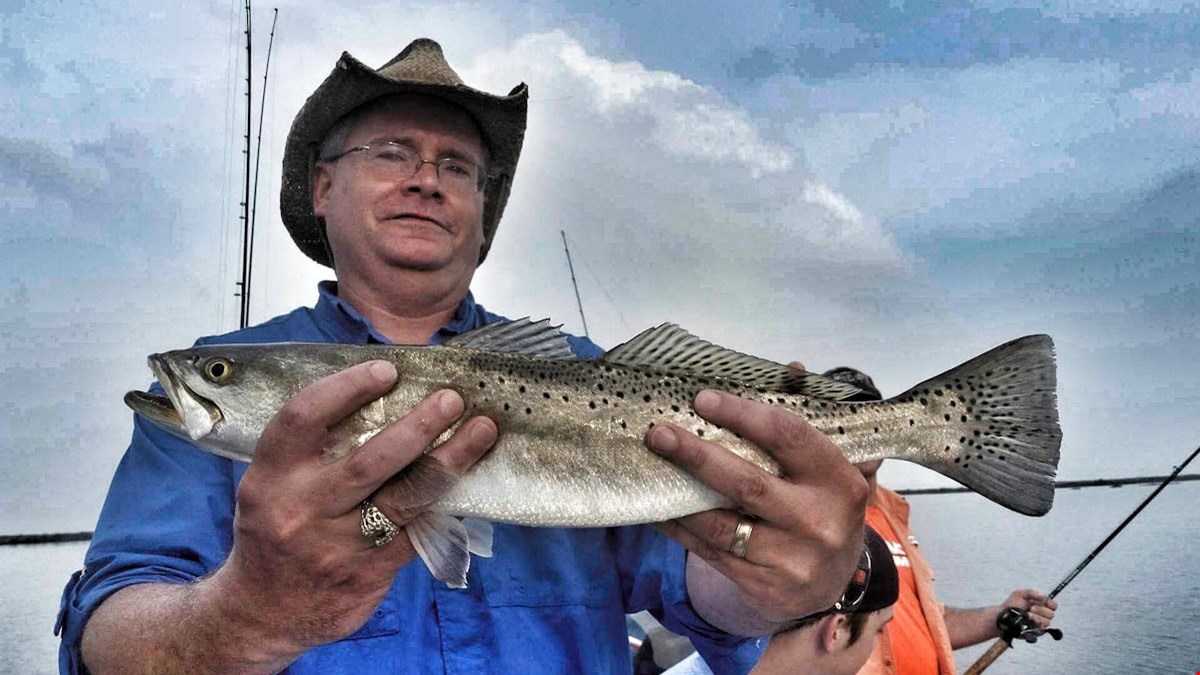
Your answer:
[649,426,678,452]
[369,361,397,383]
[471,418,497,445]
[439,390,463,416]
[694,390,720,414]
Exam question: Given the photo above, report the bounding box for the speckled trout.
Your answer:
[125,320,1061,587]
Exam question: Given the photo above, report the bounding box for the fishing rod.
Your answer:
[245,6,279,329]
[560,230,589,338]
[964,443,1200,675]
[236,0,253,329]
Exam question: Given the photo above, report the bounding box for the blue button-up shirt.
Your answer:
[57,282,764,674]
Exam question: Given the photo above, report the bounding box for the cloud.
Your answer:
[457,33,909,359]
[4,0,1197,531]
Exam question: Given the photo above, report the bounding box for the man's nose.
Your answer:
[402,161,442,196]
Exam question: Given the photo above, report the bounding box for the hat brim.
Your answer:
[280,52,528,268]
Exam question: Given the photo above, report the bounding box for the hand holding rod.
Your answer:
[964,443,1200,675]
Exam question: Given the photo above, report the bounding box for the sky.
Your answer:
[1,0,1197,535]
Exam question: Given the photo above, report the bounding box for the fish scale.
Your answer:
[124,319,1061,587]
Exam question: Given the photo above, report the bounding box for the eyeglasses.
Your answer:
[324,141,489,194]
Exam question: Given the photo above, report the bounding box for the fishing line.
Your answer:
[964,442,1200,674]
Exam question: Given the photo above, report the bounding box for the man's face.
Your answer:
[313,95,487,279]
[828,607,894,675]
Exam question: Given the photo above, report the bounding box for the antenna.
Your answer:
[561,230,589,338]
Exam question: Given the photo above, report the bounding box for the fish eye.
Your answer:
[203,358,234,384]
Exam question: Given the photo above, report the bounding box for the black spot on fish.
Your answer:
[643,394,652,403]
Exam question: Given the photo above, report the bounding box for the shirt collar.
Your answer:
[313,280,485,345]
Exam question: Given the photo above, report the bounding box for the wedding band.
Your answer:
[360,499,400,547]
[729,516,756,559]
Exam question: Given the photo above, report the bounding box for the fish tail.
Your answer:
[895,335,1061,516]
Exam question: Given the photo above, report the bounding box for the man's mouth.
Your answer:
[387,213,448,231]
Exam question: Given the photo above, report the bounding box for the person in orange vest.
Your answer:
[820,367,1058,675]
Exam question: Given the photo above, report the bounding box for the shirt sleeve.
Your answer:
[56,401,239,674]
[617,526,767,675]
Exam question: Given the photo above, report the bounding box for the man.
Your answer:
[819,367,1058,675]
[56,39,867,674]
[664,527,901,675]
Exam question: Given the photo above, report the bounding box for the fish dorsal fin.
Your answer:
[601,323,864,399]
[443,318,577,360]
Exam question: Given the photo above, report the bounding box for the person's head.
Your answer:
[753,527,898,675]
[821,366,885,485]
[280,39,528,273]
[312,94,489,283]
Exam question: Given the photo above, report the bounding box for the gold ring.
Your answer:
[360,499,400,547]
[729,517,755,559]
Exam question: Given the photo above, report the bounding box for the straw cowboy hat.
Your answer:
[280,38,528,267]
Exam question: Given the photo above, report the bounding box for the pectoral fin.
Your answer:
[408,512,472,588]
[463,518,494,558]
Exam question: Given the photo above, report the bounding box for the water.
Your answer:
[0,541,86,674]
[2,484,1198,674]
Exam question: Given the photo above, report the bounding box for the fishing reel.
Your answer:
[997,607,1064,645]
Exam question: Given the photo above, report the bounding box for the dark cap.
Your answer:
[857,526,900,614]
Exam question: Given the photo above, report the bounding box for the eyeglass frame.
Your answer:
[321,140,493,193]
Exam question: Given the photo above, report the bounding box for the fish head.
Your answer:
[124,344,318,462]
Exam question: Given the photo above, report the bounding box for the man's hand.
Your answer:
[644,389,868,634]
[83,360,497,674]
[213,360,497,661]
[1002,589,1058,629]
[945,588,1058,648]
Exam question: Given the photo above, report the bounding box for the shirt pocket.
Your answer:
[477,526,614,608]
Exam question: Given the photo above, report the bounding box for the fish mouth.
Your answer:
[124,355,223,441]
[123,389,188,436]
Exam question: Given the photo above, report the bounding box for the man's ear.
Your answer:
[312,163,333,217]
[819,614,851,653]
